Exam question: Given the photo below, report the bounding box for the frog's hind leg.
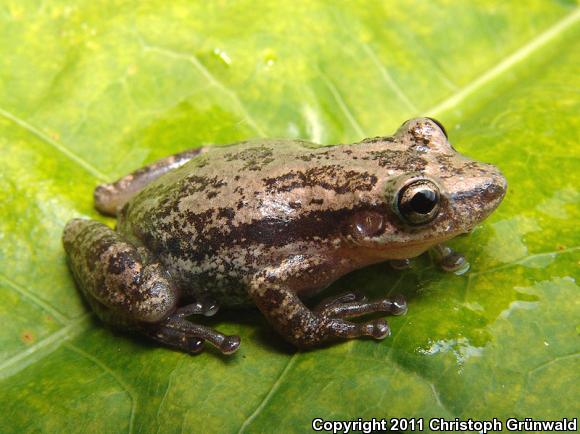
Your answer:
[63,218,178,323]
[78,289,203,355]
[94,147,206,216]
[63,218,240,355]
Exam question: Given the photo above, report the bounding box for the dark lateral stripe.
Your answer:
[139,204,390,263]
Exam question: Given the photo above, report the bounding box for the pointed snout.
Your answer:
[482,160,506,200]
[448,162,507,232]
[482,164,508,210]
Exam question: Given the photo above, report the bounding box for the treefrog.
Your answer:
[63,118,506,355]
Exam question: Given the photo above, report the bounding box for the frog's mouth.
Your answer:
[344,223,456,261]
[374,234,461,260]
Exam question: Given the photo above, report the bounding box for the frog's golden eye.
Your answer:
[396,179,440,225]
[425,117,448,139]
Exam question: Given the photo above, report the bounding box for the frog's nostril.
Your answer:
[483,181,505,203]
[481,164,507,203]
[500,175,508,194]
[481,172,507,211]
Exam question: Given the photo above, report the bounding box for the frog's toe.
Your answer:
[381,294,407,315]
[175,298,220,318]
[441,253,470,275]
[220,335,241,355]
[183,337,205,354]
[202,302,219,317]
[314,291,367,312]
[310,317,391,345]
[315,294,407,319]
[431,244,470,275]
[165,317,240,355]
[145,326,205,355]
[362,319,391,339]
[142,314,240,356]
[389,258,412,270]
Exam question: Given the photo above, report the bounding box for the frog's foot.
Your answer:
[430,244,470,274]
[144,315,240,355]
[388,258,412,270]
[156,300,240,355]
[143,325,204,355]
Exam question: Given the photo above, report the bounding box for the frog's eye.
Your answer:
[396,179,440,225]
[425,117,448,139]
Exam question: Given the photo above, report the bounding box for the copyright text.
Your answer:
[311,417,577,433]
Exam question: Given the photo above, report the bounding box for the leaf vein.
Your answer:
[424,8,580,117]
[0,273,69,324]
[66,343,137,434]
[430,382,454,417]
[0,107,107,181]
[237,354,298,433]
[362,43,419,113]
[319,71,366,138]
[527,352,580,377]
[136,38,267,137]
[0,313,91,380]
[470,246,580,277]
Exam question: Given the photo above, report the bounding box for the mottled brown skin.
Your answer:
[63,118,507,354]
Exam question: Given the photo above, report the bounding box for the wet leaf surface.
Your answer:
[0,2,578,433]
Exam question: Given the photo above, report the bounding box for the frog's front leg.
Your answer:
[63,218,239,354]
[94,147,206,216]
[249,268,407,349]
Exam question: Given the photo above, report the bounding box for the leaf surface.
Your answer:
[1,2,578,433]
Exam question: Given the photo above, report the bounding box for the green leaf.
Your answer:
[1,2,578,433]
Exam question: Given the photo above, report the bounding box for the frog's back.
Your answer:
[118,138,385,249]
[116,139,387,302]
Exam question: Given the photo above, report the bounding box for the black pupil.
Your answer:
[410,189,436,214]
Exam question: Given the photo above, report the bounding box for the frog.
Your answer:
[62,118,507,355]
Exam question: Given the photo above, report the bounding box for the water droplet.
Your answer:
[213,48,231,66]
[263,49,277,67]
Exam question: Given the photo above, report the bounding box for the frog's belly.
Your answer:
[156,248,335,309]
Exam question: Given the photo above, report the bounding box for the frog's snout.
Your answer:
[486,165,508,209]
[447,162,507,233]
[470,163,507,222]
